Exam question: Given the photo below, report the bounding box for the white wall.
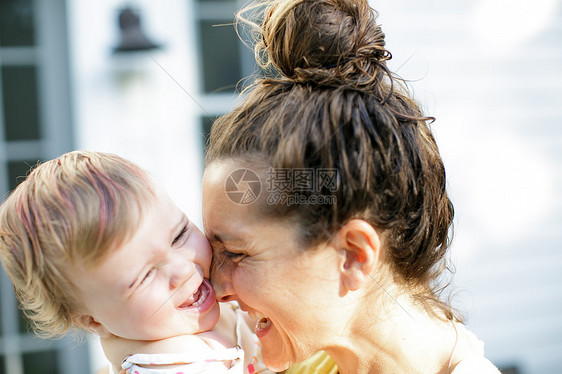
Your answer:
[65,0,562,372]
[67,0,203,222]
[65,0,203,372]
[376,0,562,372]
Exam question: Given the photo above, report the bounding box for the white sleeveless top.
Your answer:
[450,324,501,374]
[452,356,501,373]
[113,303,272,374]
[121,347,244,374]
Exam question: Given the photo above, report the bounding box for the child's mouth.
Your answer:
[178,279,215,311]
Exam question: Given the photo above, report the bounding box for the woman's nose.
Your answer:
[212,273,236,302]
[210,257,236,302]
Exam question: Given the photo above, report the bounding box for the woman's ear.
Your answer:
[337,219,381,292]
[75,315,111,338]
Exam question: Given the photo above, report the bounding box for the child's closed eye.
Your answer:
[172,224,189,246]
[140,268,156,285]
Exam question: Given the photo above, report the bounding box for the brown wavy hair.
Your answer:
[207,0,456,319]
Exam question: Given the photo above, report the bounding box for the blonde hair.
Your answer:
[0,151,155,338]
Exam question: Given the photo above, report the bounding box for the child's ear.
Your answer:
[76,315,111,338]
[336,219,381,292]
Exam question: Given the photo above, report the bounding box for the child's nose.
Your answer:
[168,256,196,290]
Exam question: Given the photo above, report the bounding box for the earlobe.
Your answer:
[338,220,381,292]
[76,315,111,338]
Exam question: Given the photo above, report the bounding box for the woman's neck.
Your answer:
[323,295,460,374]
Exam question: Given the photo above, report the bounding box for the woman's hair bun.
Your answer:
[247,0,391,87]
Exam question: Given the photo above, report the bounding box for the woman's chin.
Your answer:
[259,332,294,372]
[262,353,292,373]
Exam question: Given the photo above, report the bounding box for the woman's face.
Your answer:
[203,161,347,371]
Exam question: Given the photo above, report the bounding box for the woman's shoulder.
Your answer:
[451,356,501,373]
[451,323,501,374]
[283,351,338,374]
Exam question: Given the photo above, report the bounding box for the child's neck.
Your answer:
[197,302,241,349]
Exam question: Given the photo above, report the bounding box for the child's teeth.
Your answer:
[191,287,208,307]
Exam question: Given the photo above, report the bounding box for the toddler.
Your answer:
[0,151,271,374]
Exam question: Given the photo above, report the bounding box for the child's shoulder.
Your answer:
[102,333,214,374]
[103,333,213,361]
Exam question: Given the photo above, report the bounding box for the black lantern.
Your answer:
[113,6,161,53]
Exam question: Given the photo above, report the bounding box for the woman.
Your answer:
[202,0,500,372]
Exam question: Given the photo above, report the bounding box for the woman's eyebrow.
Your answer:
[211,234,223,243]
[209,233,244,247]
[207,234,226,249]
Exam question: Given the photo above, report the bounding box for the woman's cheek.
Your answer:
[232,265,252,296]
[211,252,231,282]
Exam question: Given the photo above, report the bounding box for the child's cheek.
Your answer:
[196,237,213,275]
[132,283,167,323]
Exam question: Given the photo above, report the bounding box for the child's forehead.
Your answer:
[73,184,183,267]
[102,188,184,252]
[75,191,186,288]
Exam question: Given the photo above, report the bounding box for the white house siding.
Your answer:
[376,1,562,373]
[64,0,562,372]
[66,0,204,372]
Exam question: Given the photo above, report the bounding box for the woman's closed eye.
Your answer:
[222,250,246,263]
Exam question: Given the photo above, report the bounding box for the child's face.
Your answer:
[69,187,220,341]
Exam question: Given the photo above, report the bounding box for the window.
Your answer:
[0,0,88,373]
[200,115,218,154]
[194,0,261,157]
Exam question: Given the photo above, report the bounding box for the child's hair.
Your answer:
[0,151,155,338]
[207,0,455,319]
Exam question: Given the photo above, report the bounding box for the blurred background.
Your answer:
[0,0,560,373]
